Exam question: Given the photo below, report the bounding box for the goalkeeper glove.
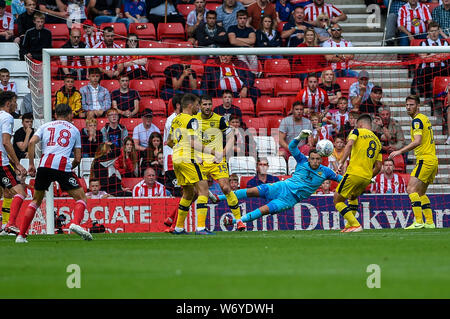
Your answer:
[295,129,312,141]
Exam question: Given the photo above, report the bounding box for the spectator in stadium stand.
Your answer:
[276,0,294,23]
[303,0,346,27]
[278,101,313,159]
[0,68,17,95]
[132,167,170,197]
[145,0,185,31]
[114,136,138,177]
[292,29,326,81]
[160,55,201,101]
[213,89,242,122]
[21,12,52,61]
[82,19,103,48]
[58,28,88,81]
[227,10,259,74]
[38,0,68,24]
[152,151,165,183]
[359,85,384,115]
[89,0,129,27]
[193,10,228,54]
[201,55,261,105]
[296,73,330,113]
[79,68,111,118]
[340,109,359,137]
[216,0,245,31]
[397,0,431,47]
[348,70,374,112]
[54,74,83,117]
[312,13,332,43]
[124,0,148,25]
[186,0,208,41]
[229,173,240,191]
[316,179,331,194]
[281,6,313,47]
[132,108,161,155]
[12,0,26,19]
[412,21,449,101]
[432,0,450,38]
[14,0,36,45]
[0,0,14,42]
[319,68,341,110]
[321,23,356,78]
[100,108,129,148]
[228,114,256,157]
[246,157,280,188]
[80,118,104,157]
[255,15,283,60]
[86,179,111,199]
[247,0,278,31]
[370,158,407,194]
[372,106,405,155]
[111,74,140,118]
[124,34,149,79]
[310,111,336,146]
[90,142,132,197]
[66,0,87,25]
[329,133,345,172]
[332,96,349,134]
[13,112,34,160]
[88,26,124,80]
[140,131,163,175]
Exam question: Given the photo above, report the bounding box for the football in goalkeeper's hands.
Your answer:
[316,139,334,157]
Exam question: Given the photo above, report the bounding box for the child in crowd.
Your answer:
[330,134,346,172]
[332,96,349,134]
[316,179,332,195]
[86,179,111,199]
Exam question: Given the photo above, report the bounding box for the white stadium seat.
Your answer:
[80,157,94,178]
[0,43,20,60]
[266,156,287,175]
[288,156,297,175]
[228,156,257,176]
[254,136,277,157]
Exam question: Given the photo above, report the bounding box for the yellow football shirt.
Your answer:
[345,128,383,180]
[170,113,199,163]
[410,113,437,161]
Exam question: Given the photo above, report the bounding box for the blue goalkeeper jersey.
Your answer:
[285,139,342,200]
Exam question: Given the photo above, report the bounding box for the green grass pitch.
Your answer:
[1,228,449,299]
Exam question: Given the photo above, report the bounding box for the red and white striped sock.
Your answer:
[7,194,24,227]
[19,202,38,236]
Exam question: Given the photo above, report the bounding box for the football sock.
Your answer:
[420,195,433,225]
[175,198,192,229]
[196,195,208,230]
[336,202,360,227]
[7,194,24,227]
[73,200,87,225]
[241,208,262,223]
[409,192,423,224]
[219,189,247,202]
[347,199,359,227]
[225,192,241,220]
[19,202,38,236]
[1,196,12,224]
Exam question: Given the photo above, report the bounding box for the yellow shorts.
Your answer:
[173,161,206,186]
[336,174,371,199]
[411,159,438,185]
[201,160,229,180]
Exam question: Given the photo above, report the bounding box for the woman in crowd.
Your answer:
[140,131,163,175]
[124,34,149,79]
[292,28,327,81]
[314,13,332,44]
[255,15,282,60]
[114,137,139,178]
[81,118,103,157]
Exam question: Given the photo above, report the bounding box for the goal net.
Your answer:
[24,41,450,234]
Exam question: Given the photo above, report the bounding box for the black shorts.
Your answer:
[34,167,80,192]
[0,165,19,189]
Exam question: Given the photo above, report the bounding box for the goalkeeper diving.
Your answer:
[209,130,343,226]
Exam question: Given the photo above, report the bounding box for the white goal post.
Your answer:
[40,45,450,234]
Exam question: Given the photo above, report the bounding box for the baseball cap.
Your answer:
[0,0,6,8]
[142,109,153,117]
[358,70,370,79]
[372,85,383,93]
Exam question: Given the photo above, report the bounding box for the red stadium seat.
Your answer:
[243,117,269,135]
[398,173,410,188]
[234,98,255,116]
[176,4,196,18]
[53,40,67,48]
[240,176,253,189]
[277,21,287,34]
[254,78,275,96]
[97,117,108,129]
[424,2,439,12]
[129,23,156,40]
[157,23,186,41]
[139,40,167,49]
[205,2,221,11]
[267,116,283,135]
[121,178,141,190]
[152,77,166,97]
[140,98,167,116]
[115,40,126,48]
[72,118,86,130]
[51,80,64,95]
[120,118,141,133]
[274,77,301,96]
[147,60,175,78]
[256,97,285,116]
[335,77,357,97]
[190,62,204,78]
[432,76,450,100]
[263,59,291,77]
[152,116,166,132]
[45,24,69,41]
[393,155,406,173]
[166,39,194,48]
[281,96,300,115]
[100,79,120,92]
[212,98,222,108]
[74,80,89,89]
[100,22,127,39]
[130,79,157,97]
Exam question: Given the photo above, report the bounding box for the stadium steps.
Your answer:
[0,43,20,60]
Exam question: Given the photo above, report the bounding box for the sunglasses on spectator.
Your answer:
[331,28,341,31]
[319,18,329,21]
[258,163,268,166]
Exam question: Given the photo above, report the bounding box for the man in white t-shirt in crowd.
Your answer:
[370,158,407,194]
[187,0,208,40]
[133,108,161,154]
[86,178,111,199]
[132,167,170,198]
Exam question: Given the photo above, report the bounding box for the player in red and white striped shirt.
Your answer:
[296,74,329,113]
[132,167,169,198]
[17,104,93,243]
[397,0,431,45]
[304,0,346,26]
[370,158,406,194]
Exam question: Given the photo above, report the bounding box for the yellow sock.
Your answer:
[2,197,12,224]
[420,195,433,225]
[225,192,241,220]
[176,198,192,229]
[336,202,360,227]
[196,195,208,230]
[409,192,423,224]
